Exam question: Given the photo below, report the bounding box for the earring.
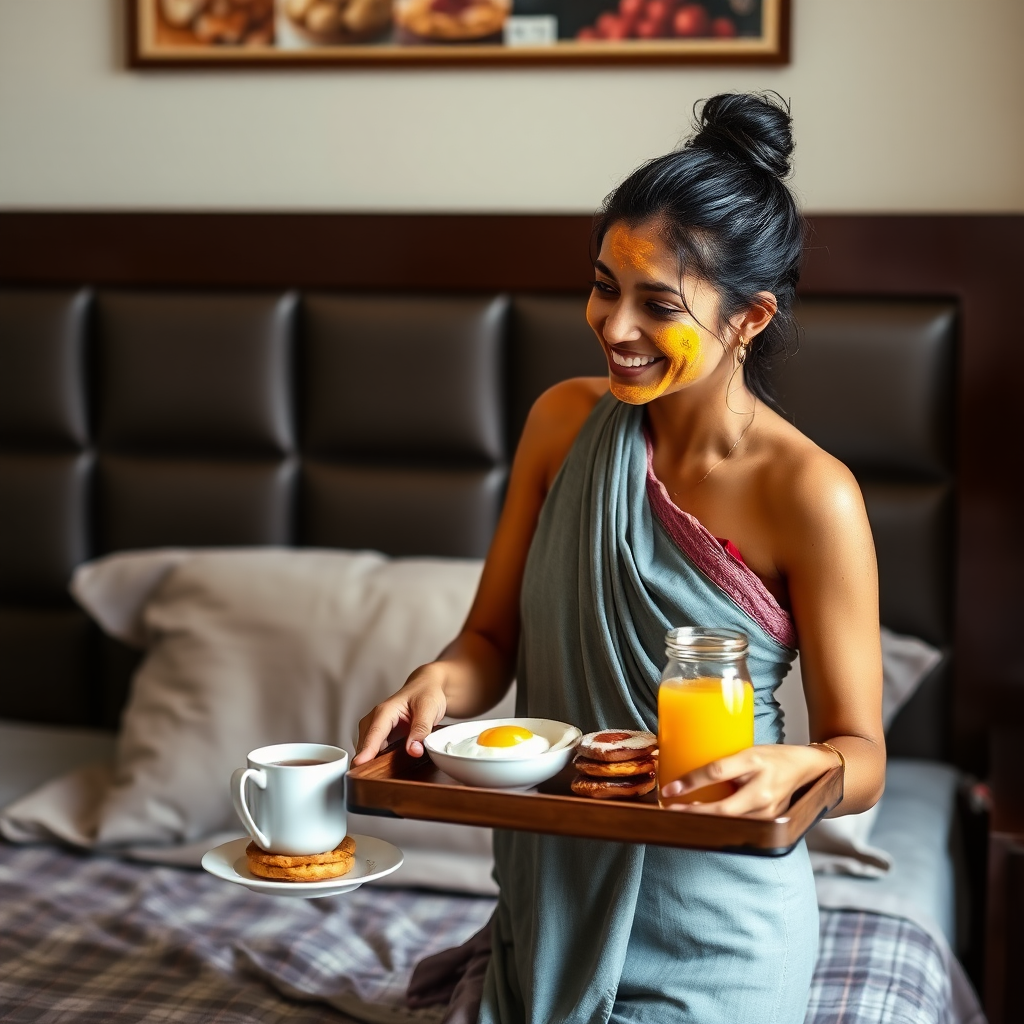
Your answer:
[737,340,748,365]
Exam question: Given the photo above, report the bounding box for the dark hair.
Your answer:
[594,91,804,409]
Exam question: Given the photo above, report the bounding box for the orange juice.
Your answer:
[657,676,754,805]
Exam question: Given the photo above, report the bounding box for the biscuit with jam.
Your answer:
[577,730,657,763]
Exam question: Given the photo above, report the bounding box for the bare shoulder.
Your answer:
[518,378,608,492]
[528,377,608,429]
[753,406,868,542]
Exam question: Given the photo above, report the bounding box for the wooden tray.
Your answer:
[347,748,844,857]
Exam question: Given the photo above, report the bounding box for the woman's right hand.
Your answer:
[352,663,449,766]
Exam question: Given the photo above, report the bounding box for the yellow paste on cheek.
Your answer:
[609,225,656,275]
[609,322,705,405]
[599,225,706,405]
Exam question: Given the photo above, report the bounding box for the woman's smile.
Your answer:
[608,347,665,375]
[588,223,714,405]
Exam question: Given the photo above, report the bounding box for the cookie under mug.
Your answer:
[231,742,348,855]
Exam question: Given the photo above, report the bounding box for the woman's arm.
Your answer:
[781,454,885,814]
[660,451,885,818]
[353,379,605,765]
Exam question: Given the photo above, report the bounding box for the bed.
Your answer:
[0,720,984,1024]
[0,211,1012,1024]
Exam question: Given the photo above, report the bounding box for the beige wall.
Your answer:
[0,0,1021,212]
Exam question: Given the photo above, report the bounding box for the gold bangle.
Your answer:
[809,741,846,773]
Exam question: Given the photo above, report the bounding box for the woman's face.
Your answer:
[587,220,730,406]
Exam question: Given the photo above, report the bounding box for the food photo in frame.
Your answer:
[128,0,790,66]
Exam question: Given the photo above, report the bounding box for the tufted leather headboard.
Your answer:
[0,283,955,761]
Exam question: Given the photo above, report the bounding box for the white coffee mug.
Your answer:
[230,742,348,855]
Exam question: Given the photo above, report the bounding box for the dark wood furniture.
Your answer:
[1,211,1021,1018]
[987,728,1024,1023]
[347,749,844,854]
[3,212,1021,764]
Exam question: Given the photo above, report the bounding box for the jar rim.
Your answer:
[664,626,748,661]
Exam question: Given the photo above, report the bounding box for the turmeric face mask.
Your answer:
[609,224,656,275]
[595,223,709,404]
[609,321,706,405]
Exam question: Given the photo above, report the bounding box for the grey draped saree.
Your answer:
[479,393,818,1024]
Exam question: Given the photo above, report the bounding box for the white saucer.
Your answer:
[201,835,403,899]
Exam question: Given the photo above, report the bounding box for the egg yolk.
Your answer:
[477,725,535,748]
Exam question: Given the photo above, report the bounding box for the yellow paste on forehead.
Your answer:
[609,224,657,275]
[609,322,705,405]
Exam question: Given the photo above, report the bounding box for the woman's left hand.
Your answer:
[660,743,839,819]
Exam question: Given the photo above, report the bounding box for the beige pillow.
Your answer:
[73,548,513,892]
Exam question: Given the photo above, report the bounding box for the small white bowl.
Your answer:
[424,717,581,790]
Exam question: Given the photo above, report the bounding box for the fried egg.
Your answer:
[447,724,552,759]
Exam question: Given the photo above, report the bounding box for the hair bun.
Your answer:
[690,92,794,179]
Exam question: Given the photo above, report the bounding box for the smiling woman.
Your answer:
[591,92,803,411]
[354,91,884,1024]
[590,226,709,403]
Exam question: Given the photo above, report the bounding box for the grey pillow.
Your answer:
[777,627,943,876]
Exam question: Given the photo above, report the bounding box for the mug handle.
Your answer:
[230,767,270,849]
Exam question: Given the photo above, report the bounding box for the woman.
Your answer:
[354,92,885,1024]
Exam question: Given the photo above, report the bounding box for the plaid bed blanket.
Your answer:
[0,841,983,1024]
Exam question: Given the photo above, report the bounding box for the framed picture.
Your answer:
[127,0,790,67]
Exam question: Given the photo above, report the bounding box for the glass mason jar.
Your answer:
[657,627,754,808]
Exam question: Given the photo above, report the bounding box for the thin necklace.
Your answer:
[675,406,756,493]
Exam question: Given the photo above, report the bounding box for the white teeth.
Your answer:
[611,350,656,368]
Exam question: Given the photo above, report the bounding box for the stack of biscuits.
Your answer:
[246,835,356,881]
[570,730,658,800]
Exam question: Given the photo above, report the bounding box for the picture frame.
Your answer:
[127,0,790,68]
